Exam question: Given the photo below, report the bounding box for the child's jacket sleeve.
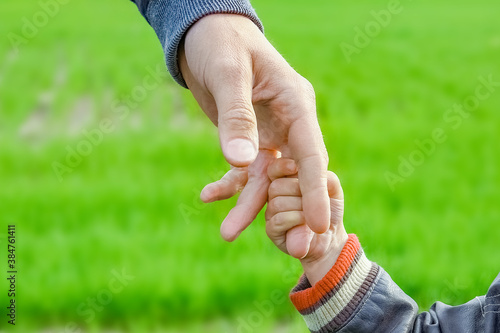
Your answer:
[129,0,262,88]
[290,234,500,332]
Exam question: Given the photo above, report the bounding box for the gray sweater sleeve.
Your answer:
[130,0,263,87]
[290,234,500,332]
[343,268,500,332]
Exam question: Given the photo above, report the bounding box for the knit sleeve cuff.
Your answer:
[142,0,263,88]
[290,234,379,333]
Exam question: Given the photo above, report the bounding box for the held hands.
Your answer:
[179,14,330,241]
[265,158,348,285]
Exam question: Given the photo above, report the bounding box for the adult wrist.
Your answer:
[179,13,263,89]
[140,0,263,88]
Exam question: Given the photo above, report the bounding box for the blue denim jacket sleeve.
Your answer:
[130,0,262,88]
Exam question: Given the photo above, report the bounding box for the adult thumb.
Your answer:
[211,63,258,167]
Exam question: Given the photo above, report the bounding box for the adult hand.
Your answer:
[179,14,329,241]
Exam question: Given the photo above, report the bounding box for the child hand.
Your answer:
[265,158,348,285]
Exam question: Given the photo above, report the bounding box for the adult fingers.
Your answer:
[220,150,277,241]
[210,56,259,167]
[200,167,249,203]
[181,13,260,165]
[288,115,330,234]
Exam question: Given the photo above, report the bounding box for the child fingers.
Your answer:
[266,211,305,240]
[286,225,314,259]
[330,197,344,226]
[267,158,298,181]
[268,196,302,215]
[268,177,301,201]
[327,171,344,200]
[327,171,344,224]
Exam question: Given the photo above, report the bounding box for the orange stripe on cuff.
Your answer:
[290,234,361,312]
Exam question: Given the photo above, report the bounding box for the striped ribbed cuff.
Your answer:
[290,234,379,333]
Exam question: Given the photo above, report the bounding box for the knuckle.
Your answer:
[213,56,243,75]
[275,74,316,118]
[300,76,314,94]
[265,221,273,237]
[268,180,282,199]
[264,207,271,222]
[284,158,298,174]
[302,151,329,171]
[219,103,255,126]
[212,55,252,85]
[295,75,316,102]
[270,213,285,231]
[268,197,280,214]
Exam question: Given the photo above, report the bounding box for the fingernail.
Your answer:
[287,160,298,174]
[226,139,256,165]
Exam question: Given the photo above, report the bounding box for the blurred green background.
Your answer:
[1,0,499,331]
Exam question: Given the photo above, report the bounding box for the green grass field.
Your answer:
[1,0,499,331]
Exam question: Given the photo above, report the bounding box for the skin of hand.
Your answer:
[265,158,349,285]
[178,14,330,242]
